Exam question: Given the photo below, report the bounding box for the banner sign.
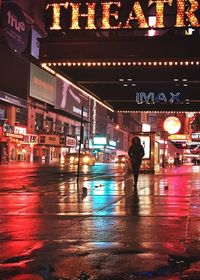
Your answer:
[23,134,38,144]
[39,134,63,146]
[56,78,89,121]
[31,28,42,59]
[46,1,200,31]
[1,2,28,53]
[66,136,76,147]
[0,90,27,108]
[192,132,200,140]
[168,134,190,140]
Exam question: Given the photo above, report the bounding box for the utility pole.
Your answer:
[76,105,84,193]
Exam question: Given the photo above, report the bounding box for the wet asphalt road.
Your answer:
[0,162,200,280]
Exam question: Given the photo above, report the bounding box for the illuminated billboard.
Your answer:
[30,63,56,105]
[56,78,89,121]
[140,136,150,159]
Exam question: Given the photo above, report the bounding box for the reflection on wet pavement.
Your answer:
[0,163,200,279]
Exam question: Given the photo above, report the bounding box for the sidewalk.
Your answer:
[0,164,200,280]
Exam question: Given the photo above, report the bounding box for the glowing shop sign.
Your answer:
[14,126,27,135]
[93,137,107,145]
[109,140,116,147]
[192,132,200,139]
[168,134,190,140]
[136,91,189,104]
[46,1,200,31]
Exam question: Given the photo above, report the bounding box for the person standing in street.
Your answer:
[128,136,145,186]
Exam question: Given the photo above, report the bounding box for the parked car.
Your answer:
[115,154,128,164]
[64,152,95,165]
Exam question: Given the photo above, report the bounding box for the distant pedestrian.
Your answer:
[174,153,181,166]
[128,136,145,186]
[197,154,200,165]
[192,157,197,165]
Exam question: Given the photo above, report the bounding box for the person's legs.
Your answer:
[131,163,140,185]
[133,168,139,184]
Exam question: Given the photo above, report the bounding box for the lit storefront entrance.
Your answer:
[0,124,38,162]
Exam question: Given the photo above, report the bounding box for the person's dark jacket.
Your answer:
[128,144,145,165]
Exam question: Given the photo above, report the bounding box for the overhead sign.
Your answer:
[3,124,25,140]
[168,134,190,140]
[39,135,65,146]
[127,88,200,111]
[23,134,38,144]
[0,90,27,108]
[192,132,200,140]
[109,140,116,147]
[93,137,107,145]
[46,1,200,31]
[136,91,189,104]
[31,28,42,59]
[1,2,28,53]
[66,136,76,147]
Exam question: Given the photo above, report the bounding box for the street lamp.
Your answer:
[163,116,181,134]
[162,116,181,167]
[77,105,84,193]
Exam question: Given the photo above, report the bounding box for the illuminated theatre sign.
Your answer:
[46,0,200,31]
[136,91,189,104]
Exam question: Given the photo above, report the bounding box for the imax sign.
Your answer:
[136,91,190,104]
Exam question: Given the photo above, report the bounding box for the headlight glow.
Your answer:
[70,156,74,163]
[83,156,89,163]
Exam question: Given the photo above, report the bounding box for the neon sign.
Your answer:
[46,1,200,31]
[136,91,190,104]
[14,126,27,135]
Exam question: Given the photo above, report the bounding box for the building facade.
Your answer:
[0,0,130,163]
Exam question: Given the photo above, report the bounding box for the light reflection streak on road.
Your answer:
[0,193,43,270]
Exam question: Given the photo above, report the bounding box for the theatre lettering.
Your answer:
[46,0,200,31]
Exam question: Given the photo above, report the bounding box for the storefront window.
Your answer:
[55,119,62,133]
[35,113,44,132]
[46,117,53,132]
[0,108,6,120]
[16,107,28,126]
[63,122,69,134]
[0,143,8,163]
[69,125,76,136]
